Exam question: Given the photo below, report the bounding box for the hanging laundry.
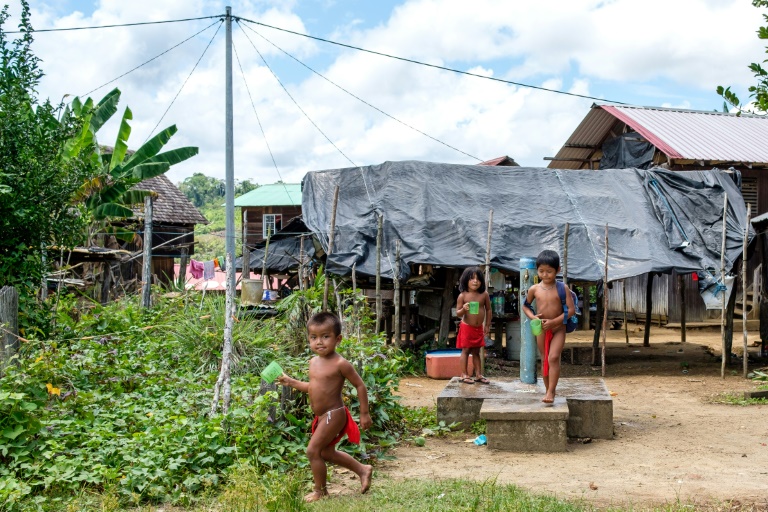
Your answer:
[203,260,215,280]
[189,259,204,279]
[218,256,226,271]
[213,257,220,269]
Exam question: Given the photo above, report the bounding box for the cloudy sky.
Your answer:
[7,0,766,185]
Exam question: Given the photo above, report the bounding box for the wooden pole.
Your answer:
[438,268,458,345]
[261,226,271,291]
[375,213,383,333]
[563,222,569,286]
[242,210,250,280]
[601,224,608,377]
[404,289,412,347]
[483,209,493,377]
[679,274,687,343]
[322,185,340,312]
[298,235,305,292]
[623,279,629,344]
[178,246,188,289]
[743,204,752,378]
[721,193,728,379]
[141,195,153,308]
[643,273,654,347]
[352,262,360,344]
[0,286,19,374]
[393,240,401,346]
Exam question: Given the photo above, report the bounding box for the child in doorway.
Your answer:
[522,250,575,404]
[456,267,492,384]
[277,312,373,502]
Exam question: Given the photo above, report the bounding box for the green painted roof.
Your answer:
[234,183,302,207]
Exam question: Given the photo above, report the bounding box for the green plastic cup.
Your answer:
[468,301,480,314]
[260,361,283,383]
[530,318,543,336]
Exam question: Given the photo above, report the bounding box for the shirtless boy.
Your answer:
[522,250,575,404]
[277,312,373,502]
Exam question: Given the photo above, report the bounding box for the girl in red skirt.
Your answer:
[456,267,492,384]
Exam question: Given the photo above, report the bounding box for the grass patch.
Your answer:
[706,392,768,406]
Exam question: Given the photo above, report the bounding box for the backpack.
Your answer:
[556,281,580,333]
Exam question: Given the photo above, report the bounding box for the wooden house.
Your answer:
[235,183,302,250]
[548,104,768,323]
[131,174,208,286]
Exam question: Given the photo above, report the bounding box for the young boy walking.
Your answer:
[522,250,575,404]
[277,312,373,502]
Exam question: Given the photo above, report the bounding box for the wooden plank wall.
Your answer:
[607,273,669,318]
[243,206,302,246]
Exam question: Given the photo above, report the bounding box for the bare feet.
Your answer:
[360,464,373,494]
[304,489,328,502]
[542,392,555,404]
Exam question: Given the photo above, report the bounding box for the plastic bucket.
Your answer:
[260,361,283,383]
[241,279,264,306]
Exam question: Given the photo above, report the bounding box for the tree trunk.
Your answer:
[0,286,19,374]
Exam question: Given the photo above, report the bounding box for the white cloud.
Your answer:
[13,0,767,187]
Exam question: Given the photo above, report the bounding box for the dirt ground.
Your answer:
[373,326,768,509]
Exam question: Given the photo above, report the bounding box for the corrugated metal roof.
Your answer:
[549,104,768,169]
[234,183,302,207]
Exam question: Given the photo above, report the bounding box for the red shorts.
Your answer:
[457,322,485,349]
[311,406,361,447]
[543,330,554,377]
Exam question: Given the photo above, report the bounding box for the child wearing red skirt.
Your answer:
[456,267,492,384]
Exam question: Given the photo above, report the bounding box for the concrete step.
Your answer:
[480,397,568,452]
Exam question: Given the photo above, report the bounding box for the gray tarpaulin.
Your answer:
[302,161,752,282]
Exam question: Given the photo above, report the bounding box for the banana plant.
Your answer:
[65,88,198,241]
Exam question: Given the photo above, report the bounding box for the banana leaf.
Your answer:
[120,189,156,205]
[130,162,171,181]
[143,146,198,167]
[120,125,178,174]
[85,183,128,210]
[90,88,120,133]
[109,106,132,172]
[93,203,134,220]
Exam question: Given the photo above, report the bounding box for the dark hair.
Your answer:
[307,312,342,337]
[459,267,486,293]
[536,250,560,270]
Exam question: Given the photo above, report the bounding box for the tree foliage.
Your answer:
[0,2,97,293]
[178,173,258,207]
[717,0,768,114]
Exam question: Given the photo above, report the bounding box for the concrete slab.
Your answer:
[436,377,613,439]
[481,397,568,452]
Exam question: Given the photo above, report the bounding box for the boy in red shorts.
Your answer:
[278,312,373,502]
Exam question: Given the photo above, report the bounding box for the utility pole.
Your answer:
[212,6,236,416]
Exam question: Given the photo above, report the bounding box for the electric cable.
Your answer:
[6,15,222,33]
[238,21,480,161]
[232,37,297,205]
[237,16,628,105]
[82,20,222,98]
[144,20,223,142]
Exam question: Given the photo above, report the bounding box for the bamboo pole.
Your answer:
[721,193,728,379]
[322,186,340,312]
[352,262,360,344]
[483,209,493,378]
[563,222,569,286]
[393,240,401,346]
[623,280,629,344]
[743,204,752,378]
[299,235,305,292]
[679,274,686,343]
[141,196,153,308]
[601,224,608,377]
[643,273,653,347]
[375,214,383,333]
[261,226,271,291]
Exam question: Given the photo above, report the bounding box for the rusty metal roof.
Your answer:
[549,104,768,169]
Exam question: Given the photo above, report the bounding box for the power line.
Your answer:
[6,15,222,33]
[238,21,480,162]
[237,16,628,105]
[82,20,222,98]
[144,21,223,142]
[231,38,296,205]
